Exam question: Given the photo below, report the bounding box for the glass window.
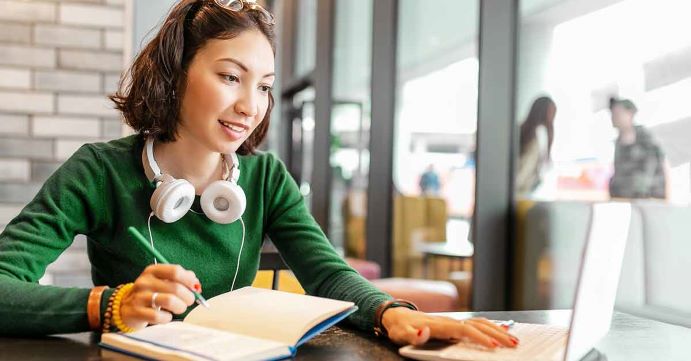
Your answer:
[329,0,372,254]
[515,0,691,318]
[517,0,691,203]
[393,0,479,280]
[294,0,317,77]
[287,87,316,209]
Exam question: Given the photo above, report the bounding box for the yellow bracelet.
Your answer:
[111,283,136,333]
[102,284,125,333]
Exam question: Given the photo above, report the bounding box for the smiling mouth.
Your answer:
[219,120,248,133]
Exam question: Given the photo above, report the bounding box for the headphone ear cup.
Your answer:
[151,178,195,223]
[200,180,246,224]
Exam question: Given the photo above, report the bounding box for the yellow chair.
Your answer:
[252,270,305,294]
[392,194,448,277]
[512,198,535,309]
[252,244,305,294]
[343,191,448,278]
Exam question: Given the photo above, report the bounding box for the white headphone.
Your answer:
[145,137,246,224]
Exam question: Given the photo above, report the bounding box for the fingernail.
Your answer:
[417,329,422,337]
[510,337,519,345]
[490,339,500,348]
[502,325,509,330]
[194,283,201,292]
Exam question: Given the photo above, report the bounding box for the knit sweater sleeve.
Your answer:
[0,145,110,336]
[263,154,391,332]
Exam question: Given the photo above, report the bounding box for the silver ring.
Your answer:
[151,292,161,310]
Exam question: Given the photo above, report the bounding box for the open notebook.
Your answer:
[100,287,357,361]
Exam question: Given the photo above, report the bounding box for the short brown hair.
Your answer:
[609,97,637,114]
[110,0,276,155]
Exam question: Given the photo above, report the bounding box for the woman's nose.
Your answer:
[234,88,258,117]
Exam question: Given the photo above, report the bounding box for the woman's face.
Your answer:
[179,29,275,154]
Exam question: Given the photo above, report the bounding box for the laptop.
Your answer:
[400,202,632,361]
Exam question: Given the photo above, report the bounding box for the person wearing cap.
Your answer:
[608,97,667,199]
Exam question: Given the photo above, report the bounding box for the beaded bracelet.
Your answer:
[102,283,135,333]
[102,284,125,333]
[111,283,136,333]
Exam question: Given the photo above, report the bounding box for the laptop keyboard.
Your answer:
[407,323,568,361]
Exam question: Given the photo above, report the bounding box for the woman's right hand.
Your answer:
[119,264,201,330]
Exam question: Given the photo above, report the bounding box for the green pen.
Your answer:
[127,226,210,308]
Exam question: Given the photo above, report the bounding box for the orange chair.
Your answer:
[372,277,460,312]
[345,258,461,312]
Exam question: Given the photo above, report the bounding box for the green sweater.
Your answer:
[0,135,390,336]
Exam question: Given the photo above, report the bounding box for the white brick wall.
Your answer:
[59,3,123,28]
[32,116,100,138]
[0,1,57,23]
[55,139,94,160]
[104,73,121,93]
[35,70,102,92]
[0,114,29,135]
[0,91,54,114]
[0,159,30,181]
[104,30,124,50]
[0,23,32,44]
[59,49,123,71]
[58,94,119,117]
[0,0,129,288]
[34,25,102,49]
[0,204,23,224]
[0,45,56,68]
[0,68,31,89]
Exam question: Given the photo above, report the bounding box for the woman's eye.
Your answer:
[222,74,239,83]
[259,85,273,93]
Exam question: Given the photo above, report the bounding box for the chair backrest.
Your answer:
[258,238,289,290]
[392,194,448,277]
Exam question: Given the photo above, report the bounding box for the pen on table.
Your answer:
[497,320,515,330]
[127,226,210,308]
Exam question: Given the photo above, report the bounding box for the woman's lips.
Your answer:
[219,119,247,141]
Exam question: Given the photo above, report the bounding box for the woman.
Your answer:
[516,96,557,196]
[0,0,516,348]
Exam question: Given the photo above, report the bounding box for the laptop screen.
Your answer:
[564,203,631,361]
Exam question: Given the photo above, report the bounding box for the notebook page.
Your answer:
[184,287,354,345]
[102,322,290,361]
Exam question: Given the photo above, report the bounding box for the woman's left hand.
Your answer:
[381,307,519,349]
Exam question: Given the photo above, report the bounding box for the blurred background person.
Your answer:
[419,164,441,196]
[516,96,557,196]
[608,97,667,199]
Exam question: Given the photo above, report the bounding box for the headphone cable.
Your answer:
[146,212,245,291]
[147,211,157,265]
[230,217,245,291]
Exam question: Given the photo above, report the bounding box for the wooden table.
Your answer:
[0,310,688,360]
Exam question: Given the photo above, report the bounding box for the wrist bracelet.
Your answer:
[112,283,136,333]
[87,286,109,331]
[102,284,126,333]
[373,299,418,337]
